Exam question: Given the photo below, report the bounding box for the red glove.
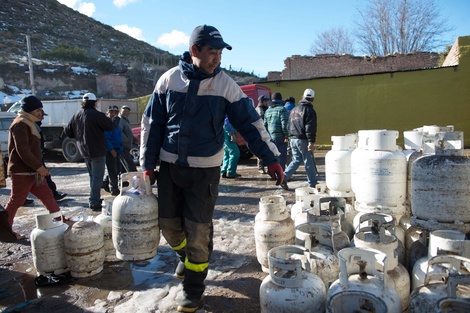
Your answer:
[143,169,156,185]
[267,163,284,185]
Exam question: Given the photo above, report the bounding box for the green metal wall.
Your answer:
[261,36,470,147]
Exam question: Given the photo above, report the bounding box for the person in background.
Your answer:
[140,24,283,313]
[264,92,289,170]
[284,96,295,114]
[102,105,123,196]
[65,93,120,211]
[220,116,241,179]
[4,96,61,240]
[255,95,270,174]
[119,105,138,173]
[281,88,318,190]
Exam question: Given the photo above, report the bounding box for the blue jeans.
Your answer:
[273,136,288,170]
[284,139,318,187]
[85,156,106,206]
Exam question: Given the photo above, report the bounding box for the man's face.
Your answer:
[121,108,130,118]
[191,45,222,75]
[29,108,43,119]
[108,110,118,118]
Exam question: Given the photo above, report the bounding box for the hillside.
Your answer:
[0,0,259,100]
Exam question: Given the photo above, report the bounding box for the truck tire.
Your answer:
[62,137,83,162]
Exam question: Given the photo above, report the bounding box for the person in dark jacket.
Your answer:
[102,105,123,196]
[255,95,270,173]
[140,25,283,313]
[65,93,120,211]
[264,92,289,170]
[118,105,138,172]
[281,88,318,190]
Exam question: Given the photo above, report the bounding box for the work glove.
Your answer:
[267,163,284,185]
[143,169,156,185]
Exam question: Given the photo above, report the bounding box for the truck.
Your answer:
[7,98,140,162]
[236,84,272,159]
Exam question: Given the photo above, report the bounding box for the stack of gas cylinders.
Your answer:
[257,127,470,312]
[31,172,159,283]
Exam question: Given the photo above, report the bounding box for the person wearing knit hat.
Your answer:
[264,91,289,171]
[2,96,62,241]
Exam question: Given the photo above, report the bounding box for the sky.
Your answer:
[55,0,470,77]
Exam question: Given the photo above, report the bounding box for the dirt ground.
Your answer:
[0,151,326,313]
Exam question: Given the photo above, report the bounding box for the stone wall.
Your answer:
[268,52,441,81]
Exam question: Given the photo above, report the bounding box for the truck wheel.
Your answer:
[62,137,83,162]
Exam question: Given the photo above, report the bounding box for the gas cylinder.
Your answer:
[294,222,339,286]
[112,172,159,261]
[412,230,470,290]
[403,129,424,218]
[290,187,324,221]
[31,211,69,276]
[325,133,357,197]
[93,199,119,262]
[326,247,402,313]
[353,215,410,311]
[307,197,350,251]
[412,131,470,232]
[351,130,406,222]
[353,212,405,264]
[405,225,429,271]
[409,256,470,313]
[259,245,326,313]
[64,220,105,278]
[255,195,295,272]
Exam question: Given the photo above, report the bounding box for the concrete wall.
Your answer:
[260,36,470,148]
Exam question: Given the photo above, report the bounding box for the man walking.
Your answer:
[281,88,318,190]
[264,92,289,170]
[65,93,120,211]
[140,24,283,312]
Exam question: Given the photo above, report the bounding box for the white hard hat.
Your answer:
[83,93,97,101]
[303,89,315,99]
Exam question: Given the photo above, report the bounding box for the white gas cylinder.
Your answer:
[351,130,406,221]
[94,200,119,262]
[255,195,295,272]
[290,187,324,221]
[259,245,326,313]
[412,230,470,289]
[64,220,105,278]
[327,247,402,313]
[325,133,357,197]
[412,131,470,230]
[31,211,69,276]
[353,216,410,311]
[409,257,470,313]
[112,172,159,261]
[294,222,339,286]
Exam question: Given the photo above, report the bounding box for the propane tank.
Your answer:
[290,187,324,221]
[294,222,339,286]
[353,212,405,265]
[403,129,424,218]
[351,130,406,222]
[64,220,105,278]
[325,133,357,197]
[409,256,470,313]
[327,247,402,313]
[259,245,326,313]
[412,230,470,290]
[112,172,159,261]
[307,197,350,251]
[255,195,295,272]
[405,225,429,271]
[94,199,119,262]
[352,215,410,311]
[412,131,470,232]
[31,211,69,276]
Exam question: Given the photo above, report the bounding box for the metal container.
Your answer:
[412,131,470,229]
[112,172,159,261]
[290,187,324,221]
[327,247,402,313]
[412,230,470,290]
[351,130,407,221]
[31,211,69,276]
[295,222,339,286]
[255,195,295,272]
[64,221,105,278]
[409,256,470,313]
[325,133,357,197]
[93,200,119,262]
[405,225,429,271]
[259,245,326,313]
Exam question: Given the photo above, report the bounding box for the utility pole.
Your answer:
[26,35,36,96]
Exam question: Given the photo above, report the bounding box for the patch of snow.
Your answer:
[43,68,57,73]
